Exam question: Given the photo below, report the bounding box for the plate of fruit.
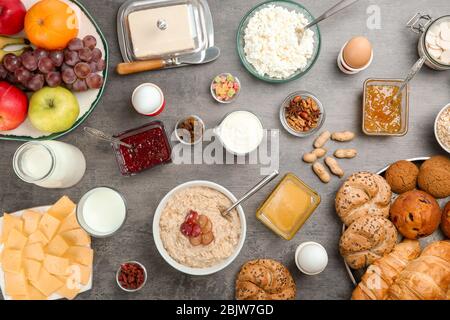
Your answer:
[0,0,108,141]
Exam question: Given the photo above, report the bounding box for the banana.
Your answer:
[0,36,30,62]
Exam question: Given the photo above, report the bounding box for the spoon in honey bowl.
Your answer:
[391,56,427,102]
[84,127,133,149]
[220,170,279,217]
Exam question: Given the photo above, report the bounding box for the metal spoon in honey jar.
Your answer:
[220,170,279,217]
[391,56,427,102]
[84,127,133,149]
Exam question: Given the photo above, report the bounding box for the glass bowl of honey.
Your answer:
[256,173,321,240]
[362,78,409,136]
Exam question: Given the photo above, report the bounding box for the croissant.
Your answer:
[352,240,421,300]
[387,241,450,300]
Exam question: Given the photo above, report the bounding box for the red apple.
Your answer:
[0,0,26,35]
[0,81,28,131]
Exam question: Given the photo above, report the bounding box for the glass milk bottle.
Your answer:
[13,141,86,188]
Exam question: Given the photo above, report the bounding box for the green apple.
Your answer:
[29,86,80,133]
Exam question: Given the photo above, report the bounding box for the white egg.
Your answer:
[132,83,164,115]
[295,242,328,275]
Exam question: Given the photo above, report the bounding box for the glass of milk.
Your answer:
[76,187,127,237]
[13,141,86,189]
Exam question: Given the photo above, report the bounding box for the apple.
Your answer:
[0,0,26,35]
[29,86,80,133]
[0,81,28,131]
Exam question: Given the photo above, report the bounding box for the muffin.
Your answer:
[442,202,450,239]
[390,190,441,239]
[417,155,450,198]
[385,160,419,194]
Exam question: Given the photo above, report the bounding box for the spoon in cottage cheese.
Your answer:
[298,0,361,38]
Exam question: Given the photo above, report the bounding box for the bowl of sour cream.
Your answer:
[214,110,264,156]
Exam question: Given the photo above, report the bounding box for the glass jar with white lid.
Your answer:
[13,141,86,189]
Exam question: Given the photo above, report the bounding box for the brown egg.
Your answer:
[343,36,372,69]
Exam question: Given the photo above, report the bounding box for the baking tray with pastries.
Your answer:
[335,155,450,300]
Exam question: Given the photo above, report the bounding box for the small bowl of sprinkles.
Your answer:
[435,103,450,153]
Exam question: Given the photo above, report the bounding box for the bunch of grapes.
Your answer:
[0,35,105,92]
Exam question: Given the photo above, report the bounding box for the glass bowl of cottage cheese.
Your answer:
[237,0,321,83]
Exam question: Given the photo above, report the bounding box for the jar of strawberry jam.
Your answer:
[112,121,172,176]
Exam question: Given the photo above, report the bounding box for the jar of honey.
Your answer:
[362,78,409,136]
[256,173,321,240]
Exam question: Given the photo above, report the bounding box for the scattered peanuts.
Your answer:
[313,131,331,148]
[302,148,327,163]
[303,130,357,183]
[334,149,357,159]
[313,162,331,183]
[325,156,344,177]
[331,131,355,142]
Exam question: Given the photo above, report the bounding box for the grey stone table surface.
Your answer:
[1,0,450,300]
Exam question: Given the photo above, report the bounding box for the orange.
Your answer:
[24,0,79,50]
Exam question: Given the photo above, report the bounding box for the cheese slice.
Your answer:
[68,263,91,286]
[24,243,45,261]
[58,212,80,233]
[27,283,47,300]
[5,228,27,250]
[4,271,28,296]
[60,229,91,246]
[1,213,23,243]
[38,213,60,240]
[28,230,49,245]
[43,254,70,276]
[56,275,81,300]
[32,268,64,296]
[65,246,93,266]
[22,210,42,235]
[1,249,22,273]
[23,259,42,282]
[48,196,76,220]
[46,234,69,256]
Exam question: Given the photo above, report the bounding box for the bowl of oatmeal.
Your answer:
[153,181,246,275]
[435,103,450,153]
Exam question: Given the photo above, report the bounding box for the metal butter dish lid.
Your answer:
[117,0,214,63]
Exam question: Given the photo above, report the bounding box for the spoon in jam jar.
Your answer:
[84,127,133,149]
